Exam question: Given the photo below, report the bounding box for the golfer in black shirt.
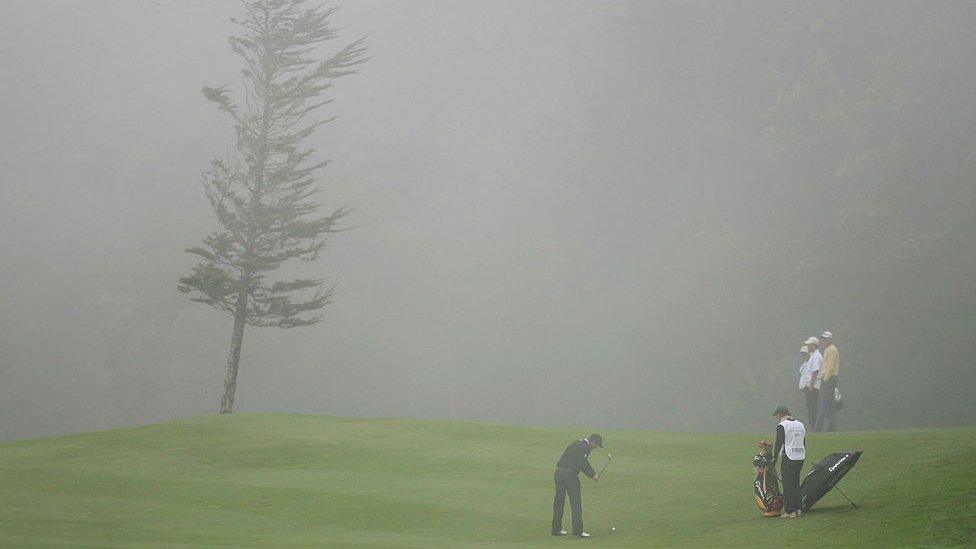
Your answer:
[551,434,603,538]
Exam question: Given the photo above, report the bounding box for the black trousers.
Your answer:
[781,457,804,513]
[815,376,838,432]
[552,469,583,535]
[805,388,820,427]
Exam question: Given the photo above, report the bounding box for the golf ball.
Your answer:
[611,527,617,532]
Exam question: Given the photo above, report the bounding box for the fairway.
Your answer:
[0,414,973,547]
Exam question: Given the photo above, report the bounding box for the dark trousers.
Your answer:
[815,376,838,432]
[781,457,804,513]
[804,388,820,427]
[552,469,583,535]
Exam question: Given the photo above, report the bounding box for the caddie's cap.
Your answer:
[804,336,820,346]
[821,331,833,339]
[800,346,809,354]
[772,405,790,416]
[588,433,604,448]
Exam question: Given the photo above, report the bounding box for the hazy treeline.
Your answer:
[1,1,974,441]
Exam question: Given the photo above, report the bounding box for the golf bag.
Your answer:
[800,451,862,511]
[753,440,783,516]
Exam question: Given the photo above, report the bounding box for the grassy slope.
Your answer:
[0,414,973,548]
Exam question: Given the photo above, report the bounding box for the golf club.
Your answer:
[598,453,612,477]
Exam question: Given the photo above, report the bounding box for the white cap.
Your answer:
[800,346,809,354]
[821,331,833,339]
[804,336,820,346]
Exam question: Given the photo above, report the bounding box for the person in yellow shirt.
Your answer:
[814,331,840,431]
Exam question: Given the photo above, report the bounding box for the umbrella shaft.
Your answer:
[834,485,858,508]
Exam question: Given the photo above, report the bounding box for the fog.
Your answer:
[2,1,974,441]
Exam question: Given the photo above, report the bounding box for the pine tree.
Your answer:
[178,0,367,413]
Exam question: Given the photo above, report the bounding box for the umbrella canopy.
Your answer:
[800,451,862,511]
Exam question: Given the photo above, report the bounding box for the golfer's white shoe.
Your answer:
[780,511,796,518]
[552,530,567,536]
[578,532,591,538]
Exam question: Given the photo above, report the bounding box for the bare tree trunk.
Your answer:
[219,289,248,414]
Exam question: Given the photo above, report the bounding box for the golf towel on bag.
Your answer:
[799,451,862,511]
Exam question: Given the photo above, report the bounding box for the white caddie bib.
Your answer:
[780,417,806,461]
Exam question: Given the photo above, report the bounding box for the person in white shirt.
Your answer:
[772,405,806,518]
[802,337,822,428]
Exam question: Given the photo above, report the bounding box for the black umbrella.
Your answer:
[800,451,862,511]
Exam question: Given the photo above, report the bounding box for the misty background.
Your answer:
[2,0,974,442]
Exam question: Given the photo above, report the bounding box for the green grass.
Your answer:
[0,414,973,547]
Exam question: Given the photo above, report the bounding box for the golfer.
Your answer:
[797,344,820,425]
[551,434,603,538]
[815,331,840,432]
[803,336,823,429]
[772,406,806,518]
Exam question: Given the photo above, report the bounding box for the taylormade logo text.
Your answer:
[828,454,849,473]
